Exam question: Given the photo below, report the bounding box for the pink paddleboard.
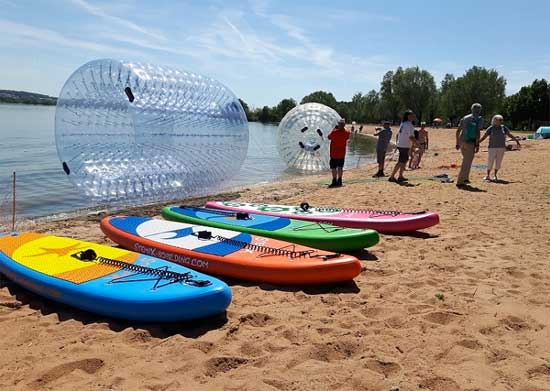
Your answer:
[205,201,439,233]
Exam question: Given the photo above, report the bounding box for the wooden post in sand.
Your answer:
[12,171,16,232]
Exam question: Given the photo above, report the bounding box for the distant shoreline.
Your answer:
[0,89,57,106]
[0,101,56,106]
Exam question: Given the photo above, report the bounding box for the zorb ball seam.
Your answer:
[277,103,341,172]
[55,59,249,203]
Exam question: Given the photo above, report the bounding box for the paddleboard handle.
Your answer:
[236,212,250,220]
[194,230,213,240]
[124,87,135,103]
[62,162,71,175]
[299,202,310,211]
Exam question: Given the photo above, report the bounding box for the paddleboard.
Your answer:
[100,216,362,285]
[205,201,440,233]
[161,206,379,252]
[0,232,231,321]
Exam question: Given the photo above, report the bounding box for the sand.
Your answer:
[1,127,549,391]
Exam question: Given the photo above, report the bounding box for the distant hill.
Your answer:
[0,90,57,105]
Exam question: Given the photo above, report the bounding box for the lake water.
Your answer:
[0,104,376,219]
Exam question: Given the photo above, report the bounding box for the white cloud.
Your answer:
[0,19,142,57]
[67,0,166,41]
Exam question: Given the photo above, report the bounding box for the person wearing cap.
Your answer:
[372,121,393,177]
[456,103,484,188]
[327,118,351,188]
[389,110,417,183]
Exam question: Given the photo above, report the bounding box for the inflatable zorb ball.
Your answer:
[277,103,341,172]
[55,59,248,202]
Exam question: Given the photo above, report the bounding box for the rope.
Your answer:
[304,206,425,216]
[72,249,211,287]
[214,235,316,259]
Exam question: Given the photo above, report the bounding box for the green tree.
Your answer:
[440,66,506,123]
[257,106,273,123]
[300,91,338,110]
[238,98,252,121]
[379,70,401,122]
[504,79,550,129]
[439,74,460,124]
[273,98,297,121]
[391,66,437,123]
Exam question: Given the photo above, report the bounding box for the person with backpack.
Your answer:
[478,114,521,182]
[455,103,484,188]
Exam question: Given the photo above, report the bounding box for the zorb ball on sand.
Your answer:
[55,59,249,203]
[277,103,341,172]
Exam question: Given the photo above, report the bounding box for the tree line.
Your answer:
[240,66,550,131]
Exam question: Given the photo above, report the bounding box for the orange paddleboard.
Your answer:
[101,216,362,285]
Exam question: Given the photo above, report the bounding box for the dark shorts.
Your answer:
[376,149,386,164]
[329,158,345,169]
[397,147,410,163]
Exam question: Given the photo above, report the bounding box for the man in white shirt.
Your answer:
[389,110,418,183]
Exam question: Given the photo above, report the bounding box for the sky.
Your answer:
[1,0,549,107]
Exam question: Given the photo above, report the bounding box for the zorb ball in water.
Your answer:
[55,59,248,203]
[277,103,341,172]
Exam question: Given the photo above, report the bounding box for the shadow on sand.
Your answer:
[384,231,440,239]
[493,179,515,185]
[225,278,360,295]
[0,275,228,339]
[457,184,487,192]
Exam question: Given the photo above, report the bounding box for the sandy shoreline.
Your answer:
[1,127,549,390]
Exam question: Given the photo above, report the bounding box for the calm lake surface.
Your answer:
[0,104,376,219]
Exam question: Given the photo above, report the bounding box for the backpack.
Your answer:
[465,117,481,143]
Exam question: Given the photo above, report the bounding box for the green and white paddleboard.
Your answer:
[161,206,379,252]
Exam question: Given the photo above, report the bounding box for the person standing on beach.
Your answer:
[389,110,417,183]
[327,118,351,188]
[456,103,484,188]
[478,114,521,182]
[372,121,393,177]
[410,122,429,169]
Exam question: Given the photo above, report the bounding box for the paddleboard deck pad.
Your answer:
[205,201,440,233]
[161,206,379,252]
[0,232,231,321]
[101,216,362,285]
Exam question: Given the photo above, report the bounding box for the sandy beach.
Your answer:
[1,127,549,391]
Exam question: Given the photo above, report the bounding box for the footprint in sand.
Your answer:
[423,311,460,325]
[418,376,460,391]
[363,359,401,378]
[308,338,361,362]
[239,312,273,327]
[456,339,483,350]
[204,356,248,377]
[29,358,104,387]
[485,348,515,364]
[239,340,264,357]
[527,364,550,379]
[499,315,531,331]
[190,341,214,354]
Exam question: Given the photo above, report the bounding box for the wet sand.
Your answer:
[1,127,549,390]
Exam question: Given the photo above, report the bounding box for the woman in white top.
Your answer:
[478,114,520,182]
[389,110,418,183]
